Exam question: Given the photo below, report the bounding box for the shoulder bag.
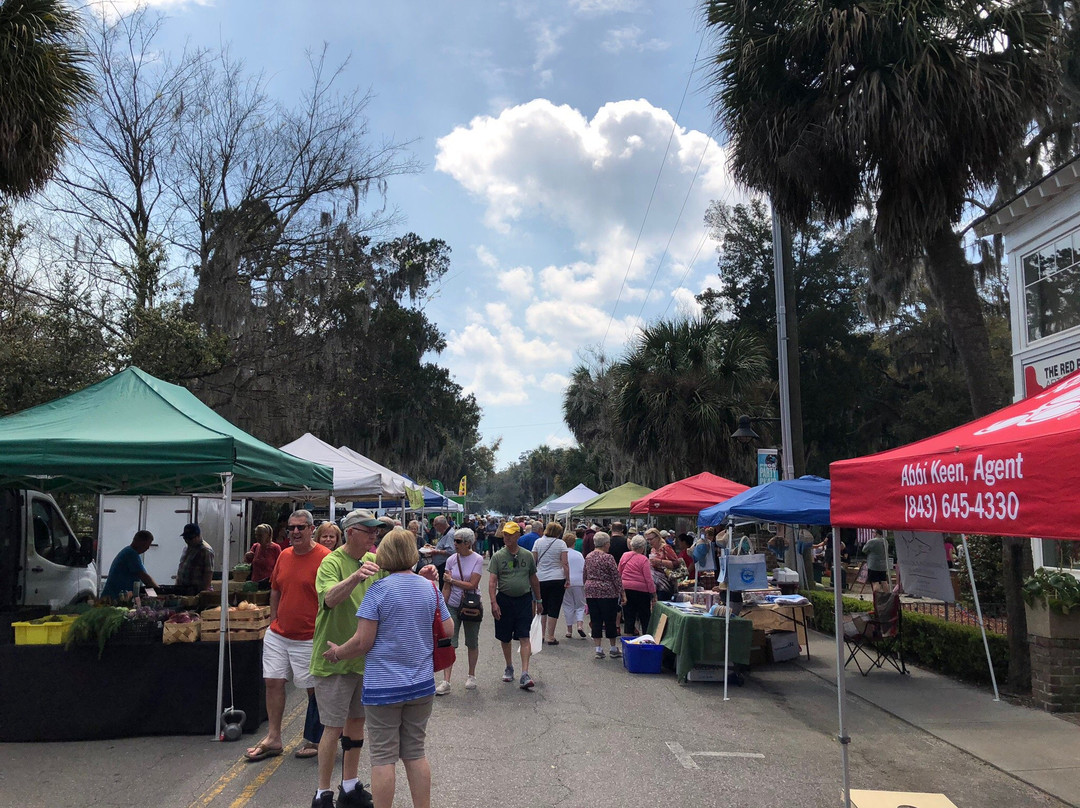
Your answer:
[454,557,484,623]
[431,583,456,672]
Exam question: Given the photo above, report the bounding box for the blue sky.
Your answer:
[121,0,744,469]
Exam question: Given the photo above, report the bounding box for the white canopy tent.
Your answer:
[541,483,598,516]
[337,445,410,499]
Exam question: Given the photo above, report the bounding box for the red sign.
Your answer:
[830,371,1080,541]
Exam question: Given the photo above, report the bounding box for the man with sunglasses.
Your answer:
[488,519,542,690]
[246,510,331,765]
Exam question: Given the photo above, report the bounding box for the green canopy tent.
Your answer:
[0,367,334,738]
[565,482,654,518]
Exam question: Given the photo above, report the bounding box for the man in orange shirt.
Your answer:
[245,509,331,761]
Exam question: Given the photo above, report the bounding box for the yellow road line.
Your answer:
[228,726,304,808]
[188,699,307,808]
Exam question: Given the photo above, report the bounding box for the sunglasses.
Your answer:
[287,525,309,533]
[454,539,466,544]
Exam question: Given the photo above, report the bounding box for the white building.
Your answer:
[975,156,1080,573]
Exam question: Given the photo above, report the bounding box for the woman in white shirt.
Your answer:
[561,532,586,638]
[437,527,485,694]
[532,521,570,645]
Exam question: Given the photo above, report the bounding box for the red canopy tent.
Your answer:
[831,371,1080,540]
[630,472,748,515]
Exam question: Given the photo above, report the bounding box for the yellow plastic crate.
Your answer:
[13,615,78,645]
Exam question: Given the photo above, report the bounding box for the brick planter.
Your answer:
[1026,603,1080,712]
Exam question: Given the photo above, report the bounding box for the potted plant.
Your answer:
[1022,568,1080,639]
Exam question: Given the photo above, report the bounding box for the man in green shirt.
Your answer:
[488,520,542,690]
[310,509,383,808]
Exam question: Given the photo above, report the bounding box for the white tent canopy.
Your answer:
[247,433,384,499]
[337,445,411,499]
[540,483,598,515]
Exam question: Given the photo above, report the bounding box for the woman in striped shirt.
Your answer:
[325,529,452,808]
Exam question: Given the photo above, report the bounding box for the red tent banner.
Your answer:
[630,472,748,515]
[830,371,1080,541]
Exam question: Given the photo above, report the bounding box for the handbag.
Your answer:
[431,584,456,672]
[454,559,484,623]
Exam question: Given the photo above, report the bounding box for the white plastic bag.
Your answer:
[529,614,544,654]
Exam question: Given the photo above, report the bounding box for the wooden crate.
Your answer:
[162,620,201,644]
[200,605,270,628]
[201,626,266,642]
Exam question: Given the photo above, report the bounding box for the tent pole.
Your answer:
[329,495,336,525]
[215,472,234,740]
[723,526,733,701]
[832,528,851,807]
[961,534,1000,701]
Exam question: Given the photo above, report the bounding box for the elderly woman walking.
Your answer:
[583,531,624,659]
[324,529,452,808]
[562,531,587,639]
[618,535,656,637]
[437,527,484,694]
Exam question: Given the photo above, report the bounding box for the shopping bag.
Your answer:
[529,614,544,654]
[727,554,768,591]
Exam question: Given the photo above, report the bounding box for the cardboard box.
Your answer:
[767,630,800,662]
[748,647,767,666]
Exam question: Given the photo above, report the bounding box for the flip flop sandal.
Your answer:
[244,742,283,762]
[577,629,587,638]
[294,742,319,758]
[545,638,559,645]
[565,632,573,639]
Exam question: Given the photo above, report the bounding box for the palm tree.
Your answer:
[0,0,93,198]
[701,0,1057,418]
[700,0,1058,691]
[611,317,768,484]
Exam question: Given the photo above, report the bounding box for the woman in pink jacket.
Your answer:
[618,535,656,636]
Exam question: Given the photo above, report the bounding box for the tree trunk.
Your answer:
[925,227,1028,690]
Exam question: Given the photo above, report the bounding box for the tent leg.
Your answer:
[215,472,234,740]
[833,528,851,808]
[329,495,336,525]
[723,527,733,701]
[961,534,1000,701]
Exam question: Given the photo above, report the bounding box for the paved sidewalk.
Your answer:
[798,629,1080,807]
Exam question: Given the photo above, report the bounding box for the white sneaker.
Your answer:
[435,680,451,695]
[464,675,477,690]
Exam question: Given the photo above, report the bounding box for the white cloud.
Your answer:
[90,0,211,18]
[601,25,670,54]
[540,373,570,394]
[437,98,739,408]
[569,0,642,14]
[544,433,578,449]
[532,21,566,74]
[669,287,705,319]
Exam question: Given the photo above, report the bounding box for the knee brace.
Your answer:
[341,734,364,752]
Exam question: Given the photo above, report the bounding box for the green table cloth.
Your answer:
[648,602,753,682]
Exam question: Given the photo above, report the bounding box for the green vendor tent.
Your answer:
[0,367,334,494]
[567,482,654,517]
[0,366,333,739]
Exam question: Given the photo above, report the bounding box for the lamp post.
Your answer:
[732,415,783,479]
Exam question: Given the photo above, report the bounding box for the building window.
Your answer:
[1034,539,1080,578]
[1023,229,1080,342]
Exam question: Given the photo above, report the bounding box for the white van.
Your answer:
[0,489,98,608]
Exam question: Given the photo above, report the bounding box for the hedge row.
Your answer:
[800,590,1009,686]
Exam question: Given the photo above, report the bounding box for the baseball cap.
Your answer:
[501,521,521,537]
[182,523,201,538]
[342,509,381,530]
[377,515,396,529]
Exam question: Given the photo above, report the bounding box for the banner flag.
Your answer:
[431,479,444,494]
[407,486,424,510]
[457,475,467,496]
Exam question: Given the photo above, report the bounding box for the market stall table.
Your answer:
[647,602,753,682]
[0,640,266,741]
[739,602,814,658]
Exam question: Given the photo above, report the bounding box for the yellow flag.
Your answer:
[457,475,467,496]
[407,486,424,510]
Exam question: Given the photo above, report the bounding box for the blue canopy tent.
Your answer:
[698,475,831,527]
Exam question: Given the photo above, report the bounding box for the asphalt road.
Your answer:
[1,581,1068,808]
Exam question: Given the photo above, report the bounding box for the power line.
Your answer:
[599,31,707,354]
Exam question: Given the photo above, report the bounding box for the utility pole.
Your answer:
[771,207,805,479]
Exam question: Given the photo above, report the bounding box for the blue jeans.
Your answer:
[305,689,323,744]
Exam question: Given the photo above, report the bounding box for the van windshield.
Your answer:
[31,499,79,566]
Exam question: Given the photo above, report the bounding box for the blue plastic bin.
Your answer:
[621,637,664,674]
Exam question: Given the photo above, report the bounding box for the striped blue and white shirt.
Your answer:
[357,573,450,705]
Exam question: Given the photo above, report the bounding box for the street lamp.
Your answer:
[732,414,780,445]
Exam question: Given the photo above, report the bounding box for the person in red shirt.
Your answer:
[245,523,282,586]
[246,510,331,762]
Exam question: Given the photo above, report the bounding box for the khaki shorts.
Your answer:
[314,673,365,727]
[448,605,481,649]
[365,696,434,766]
